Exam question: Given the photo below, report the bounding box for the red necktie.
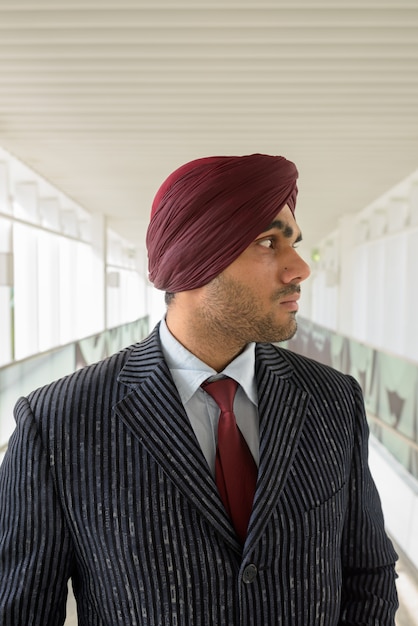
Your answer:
[202,378,257,544]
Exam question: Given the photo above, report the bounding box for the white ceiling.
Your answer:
[1,0,418,255]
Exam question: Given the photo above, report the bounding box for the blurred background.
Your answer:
[0,1,417,623]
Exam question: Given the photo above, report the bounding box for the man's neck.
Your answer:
[165,309,246,373]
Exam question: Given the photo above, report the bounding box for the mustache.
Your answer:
[273,285,301,299]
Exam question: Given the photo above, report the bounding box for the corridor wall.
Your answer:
[304,167,418,363]
[0,146,147,368]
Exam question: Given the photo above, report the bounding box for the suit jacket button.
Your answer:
[242,564,258,584]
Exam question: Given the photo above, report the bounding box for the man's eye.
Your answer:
[258,238,274,249]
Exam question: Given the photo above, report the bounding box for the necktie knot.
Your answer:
[202,377,238,414]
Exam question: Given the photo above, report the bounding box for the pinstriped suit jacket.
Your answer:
[0,325,398,625]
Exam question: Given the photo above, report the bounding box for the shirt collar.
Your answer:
[159,317,257,406]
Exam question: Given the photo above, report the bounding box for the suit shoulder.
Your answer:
[271,344,360,391]
[25,343,137,409]
[266,345,365,427]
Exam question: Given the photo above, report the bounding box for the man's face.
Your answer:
[197,205,311,345]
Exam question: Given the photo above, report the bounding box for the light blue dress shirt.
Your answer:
[159,318,260,476]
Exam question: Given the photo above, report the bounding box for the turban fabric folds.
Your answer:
[146,153,298,292]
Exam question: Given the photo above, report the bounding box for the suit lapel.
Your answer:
[115,327,241,552]
[245,343,311,547]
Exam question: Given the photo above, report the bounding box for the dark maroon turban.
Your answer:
[146,153,298,292]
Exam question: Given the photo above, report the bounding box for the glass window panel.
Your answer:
[106,267,144,329]
[37,231,60,352]
[72,240,103,339]
[351,244,368,342]
[13,223,39,360]
[0,162,12,215]
[382,234,407,354]
[13,182,39,224]
[39,197,61,231]
[0,218,13,365]
[58,237,77,344]
[365,240,385,348]
[404,230,418,360]
[0,285,13,366]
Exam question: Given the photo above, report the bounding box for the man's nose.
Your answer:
[281,252,311,283]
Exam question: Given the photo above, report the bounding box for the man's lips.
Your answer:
[279,294,300,311]
[275,288,300,310]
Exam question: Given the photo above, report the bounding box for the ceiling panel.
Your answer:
[0,0,417,255]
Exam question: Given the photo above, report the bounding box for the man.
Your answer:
[0,154,398,624]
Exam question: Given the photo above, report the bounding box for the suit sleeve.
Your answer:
[339,377,399,625]
[0,397,74,626]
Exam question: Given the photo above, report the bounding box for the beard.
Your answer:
[197,273,300,346]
